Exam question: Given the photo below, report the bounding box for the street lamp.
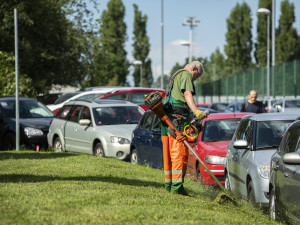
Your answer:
[183,17,199,63]
[133,60,143,87]
[257,8,270,101]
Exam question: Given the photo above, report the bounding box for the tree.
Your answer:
[209,47,226,80]
[276,0,298,64]
[224,2,253,72]
[132,4,152,87]
[93,0,129,86]
[0,0,85,93]
[254,0,272,67]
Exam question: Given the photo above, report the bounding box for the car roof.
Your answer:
[242,113,300,121]
[65,99,139,107]
[0,96,36,101]
[204,112,253,121]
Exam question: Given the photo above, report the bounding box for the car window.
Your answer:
[93,106,142,125]
[54,92,78,104]
[104,93,128,101]
[227,104,234,112]
[69,106,83,123]
[76,94,100,101]
[285,100,300,108]
[140,113,155,130]
[256,120,293,149]
[57,105,72,120]
[151,115,161,130]
[131,92,150,105]
[79,106,91,121]
[235,119,249,140]
[285,125,300,153]
[203,118,241,142]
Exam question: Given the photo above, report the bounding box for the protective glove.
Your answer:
[193,109,206,120]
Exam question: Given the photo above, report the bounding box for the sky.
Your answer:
[92,0,300,85]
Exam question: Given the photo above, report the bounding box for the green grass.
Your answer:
[0,151,280,225]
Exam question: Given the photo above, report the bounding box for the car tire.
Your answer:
[196,164,203,184]
[247,180,256,205]
[3,133,16,150]
[53,137,63,152]
[269,188,278,221]
[94,142,105,157]
[130,149,138,164]
[225,172,231,191]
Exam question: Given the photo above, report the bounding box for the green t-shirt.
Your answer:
[171,70,195,103]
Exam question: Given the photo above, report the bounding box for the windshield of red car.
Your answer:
[203,118,241,142]
[93,106,143,125]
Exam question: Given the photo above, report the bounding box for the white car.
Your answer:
[47,99,144,160]
[46,88,119,114]
[269,98,300,113]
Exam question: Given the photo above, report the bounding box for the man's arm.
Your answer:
[184,90,197,113]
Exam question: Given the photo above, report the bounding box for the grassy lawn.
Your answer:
[0,151,279,225]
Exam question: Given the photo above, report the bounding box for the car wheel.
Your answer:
[3,133,16,150]
[131,149,138,164]
[269,188,278,221]
[53,137,63,152]
[196,164,203,184]
[225,172,231,191]
[94,142,105,157]
[247,180,256,205]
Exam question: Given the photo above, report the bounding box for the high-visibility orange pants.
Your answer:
[161,134,189,193]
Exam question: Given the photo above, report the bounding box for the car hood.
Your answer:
[200,140,231,156]
[98,124,137,140]
[254,149,277,165]
[11,118,53,129]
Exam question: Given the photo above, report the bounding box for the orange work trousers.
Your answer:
[161,134,189,193]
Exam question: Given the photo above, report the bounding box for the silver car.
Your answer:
[225,113,299,206]
[269,98,300,113]
[47,100,144,160]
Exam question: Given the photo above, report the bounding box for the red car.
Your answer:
[196,103,210,108]
[186,113,253,185]
[98,88,165,111]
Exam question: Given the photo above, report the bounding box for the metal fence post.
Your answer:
[283,63,285,98]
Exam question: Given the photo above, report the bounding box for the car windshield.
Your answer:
[256,120,293,149]
[285,100,300,108]
[93,106,143,125]
[215,103,228,111]
[0,100,54,118]
[203,118,241,142]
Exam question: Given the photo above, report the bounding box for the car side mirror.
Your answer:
[283,153,300,165]
[151,128,161,136]
[233,139,248,149]
[79,119,91,126]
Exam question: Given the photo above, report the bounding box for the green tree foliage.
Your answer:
[0,0,84,93]
[254,0,272,67]
[132,4,152,87]
[0,51,36,97]
[93,0,129,86]
[276,0,298,64]
[224,2,253,72]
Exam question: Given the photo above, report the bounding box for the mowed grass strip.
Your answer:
[0,151,278,225]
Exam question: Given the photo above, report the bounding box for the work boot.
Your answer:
[177,187,190,197]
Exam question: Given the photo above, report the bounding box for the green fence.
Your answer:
[195,59,300,102]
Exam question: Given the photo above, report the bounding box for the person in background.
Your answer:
[241,90,266,113]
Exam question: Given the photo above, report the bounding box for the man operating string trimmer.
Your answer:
[160,61,206,196]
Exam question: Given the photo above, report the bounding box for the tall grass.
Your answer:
[0,151,278,225]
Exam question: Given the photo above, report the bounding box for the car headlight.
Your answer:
[110,136,130,144]
[24,127,43,136]
[204,155,226,165]
[258,165,270,179]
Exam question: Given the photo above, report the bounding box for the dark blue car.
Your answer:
[130,108,218,169]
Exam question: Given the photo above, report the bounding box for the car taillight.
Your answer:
[53,108,60,114]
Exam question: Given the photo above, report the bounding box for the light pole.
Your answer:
[180,40,190,61]
[133,60,143,87]
[257,8,270,101]
[183,17,199,63]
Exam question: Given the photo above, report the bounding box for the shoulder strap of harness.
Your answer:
[165,69,185,104]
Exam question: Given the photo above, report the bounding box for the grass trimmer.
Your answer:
[144,91,237,204]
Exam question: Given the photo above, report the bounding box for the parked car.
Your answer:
[208,102,229,112]
[263,98,276,112]
[37,93,62,105]
[47,88,118,114]
[186,112,252,185]
[47,100,143,160]
[0,96,54,150]
[224,101,244,113]
[98,87,165,111]
[130,109,233,172]
[269,98,300,113]
[225,113,299,206]
[269,120,300,223]
[196,103,210,108]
